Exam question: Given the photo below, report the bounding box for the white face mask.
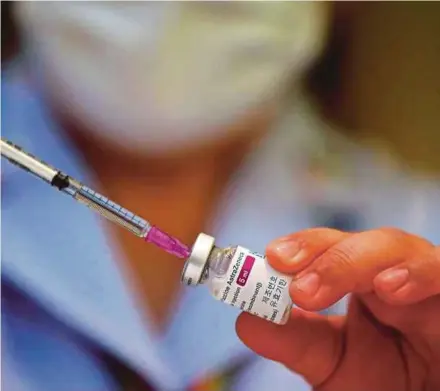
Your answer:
[16,2,328,154]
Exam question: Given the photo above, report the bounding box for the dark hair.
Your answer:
[1,1,19,63]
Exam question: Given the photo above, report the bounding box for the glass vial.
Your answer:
[181,233,292,325]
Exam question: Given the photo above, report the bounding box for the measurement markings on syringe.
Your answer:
[80,187,149,228]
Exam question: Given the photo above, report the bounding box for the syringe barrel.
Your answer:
[1,137,151,238]
[74,186,150,237]
[1,138,58,183]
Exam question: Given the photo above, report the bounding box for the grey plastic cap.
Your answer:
[181,233,215,286]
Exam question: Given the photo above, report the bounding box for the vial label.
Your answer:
[209,246,293,324]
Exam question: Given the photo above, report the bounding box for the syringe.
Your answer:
[1,138,297,325]
[0,137,191,259]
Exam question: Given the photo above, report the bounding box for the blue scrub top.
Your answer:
[2,62,440,391]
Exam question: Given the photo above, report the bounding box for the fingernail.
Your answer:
[273,241,307,264]
[292,273,320,296]
[377,268,409,292]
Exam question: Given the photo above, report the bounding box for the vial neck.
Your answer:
[202,245,237,283]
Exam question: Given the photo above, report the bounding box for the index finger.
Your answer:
[287,228,438,310]
[266,227,349,274]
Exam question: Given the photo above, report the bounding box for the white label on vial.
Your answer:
[209,246,293,324]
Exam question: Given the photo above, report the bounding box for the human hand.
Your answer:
[236,228,440,391]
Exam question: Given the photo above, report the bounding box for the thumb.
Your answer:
[236,309,344,387]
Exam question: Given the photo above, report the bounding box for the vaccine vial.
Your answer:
[181,233,293,325]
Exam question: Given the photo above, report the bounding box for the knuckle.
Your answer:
[378,226,405,235]
[376,227,429,250]
[376,226,407,240]
[320,243,358,272]
[435,246,440,260]
[286,227,342,242]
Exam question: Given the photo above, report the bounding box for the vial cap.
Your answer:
[181,233,215,286]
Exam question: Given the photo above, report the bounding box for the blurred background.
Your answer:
[2,2,440,391]
[4,2,440,169]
